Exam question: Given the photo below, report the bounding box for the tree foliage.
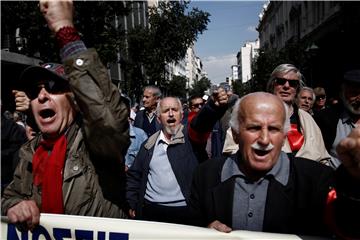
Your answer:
[232,79,250,97]
[2,1,210,102]
[127,1,210,89]
[168,75,187,99]
[189,76,211,97]
[251,42,308,92]
[1,1,129,63]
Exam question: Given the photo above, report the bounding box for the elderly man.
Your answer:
[1,0,129,231]
[134,86,162,137]
[223,64,330,164]
[189,92,360,238]
[266,64,330,162]
[127,90,228,225]
[314,69,360,169]
[296,86,315,114]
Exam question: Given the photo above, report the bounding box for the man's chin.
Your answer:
[164,125,180,136]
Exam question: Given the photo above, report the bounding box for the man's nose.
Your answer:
[169,109,174,116]
[37,87,50,103]
[258,129,270,145]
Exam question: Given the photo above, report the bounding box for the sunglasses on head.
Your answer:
[274,77,299,88]
[316,95,326,100]
[27,79,70,100]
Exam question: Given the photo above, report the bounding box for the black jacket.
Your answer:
[313,103,344,151]
[189,153,360,237]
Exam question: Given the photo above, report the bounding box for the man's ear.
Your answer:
[66,92,79,112]
[231,127,240,144]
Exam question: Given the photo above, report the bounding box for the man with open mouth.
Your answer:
[2,0,130,231]
[127,90,229,225]
[190,92,360,239]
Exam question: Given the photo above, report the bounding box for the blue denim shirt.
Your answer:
[125,124,148,168]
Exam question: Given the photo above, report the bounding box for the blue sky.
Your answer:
[189,1,266,85]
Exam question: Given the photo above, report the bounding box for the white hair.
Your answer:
[297,87,316,105]
[266,63,306,94]
[156,97,183,116]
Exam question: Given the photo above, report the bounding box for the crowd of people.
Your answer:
[1,1,360,239]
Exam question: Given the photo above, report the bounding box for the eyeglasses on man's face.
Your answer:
[191,103,203,109]
[27,79,70,100]
[274,77,299,88]
[316,95,326,101]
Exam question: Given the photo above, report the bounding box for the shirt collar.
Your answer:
[146,109,156,119]
[157,130,170,145]
[221,151,289,186]
[341,108,357,125]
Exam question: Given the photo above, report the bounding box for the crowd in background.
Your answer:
[1,1,360,239]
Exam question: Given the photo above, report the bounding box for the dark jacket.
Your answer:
[314,103,344,151]
[2,49,130,218]
[126,125,198,217]
[133,109,162,137]
[126,98,228,218]
[189,153,360,237]
[1,115,27,194]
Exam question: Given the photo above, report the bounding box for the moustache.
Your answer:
[251,142,274,151]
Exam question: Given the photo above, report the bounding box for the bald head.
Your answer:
[230,92,289,135]
[229,92,289,179]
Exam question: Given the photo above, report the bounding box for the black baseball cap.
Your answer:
[19,63,70,99]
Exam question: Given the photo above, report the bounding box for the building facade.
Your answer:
[237,39,260,83]
[257,1,360,94]
[109,1,150,90]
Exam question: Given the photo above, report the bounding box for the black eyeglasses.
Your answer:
[274,77,299,88]
[27,79,70,100]
[316,95,326,101]
[191,103,203,109]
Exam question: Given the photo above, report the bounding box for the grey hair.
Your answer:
[156,96,183,116]
[144,85,162,98]
[230,92,290,134]
[297,87,316,105]
[266,64,306,94]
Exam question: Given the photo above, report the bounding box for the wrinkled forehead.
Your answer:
[300,89,313,97]
[240,95,285,119]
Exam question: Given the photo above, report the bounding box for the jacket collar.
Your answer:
[144,124,185,150]
[221,151,290,186]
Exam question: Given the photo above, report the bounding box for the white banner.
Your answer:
[1,213,304,240]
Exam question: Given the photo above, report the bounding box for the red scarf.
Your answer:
[287,123,304,152]
[32,135,67,214]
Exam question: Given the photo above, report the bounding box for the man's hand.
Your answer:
[39,0,74,33]
[337,127,360,179]
[12,90,30,112]
[7,200,40,231]
[208,220,232,233]
[212,87,229,107]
